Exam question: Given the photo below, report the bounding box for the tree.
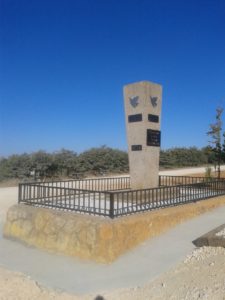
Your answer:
[159,147,207,168]
[202,146,217,164]
[77,146,129,175]
[30,151,53,179]
[207,107,223,178]
[53,149,77,176]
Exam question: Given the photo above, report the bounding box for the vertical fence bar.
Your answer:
[18,184,22,203]
[158,176,161,187]
[131,191,134,212]
[109,193,114,218]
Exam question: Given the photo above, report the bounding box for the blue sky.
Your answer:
[1,0,225,156]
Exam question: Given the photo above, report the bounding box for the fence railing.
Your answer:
[18,176,225,218]
[27,176,130,191]
[112,180,225,217]
[25,175,209,190]
[158,175,211,186]
[19,184,113,217]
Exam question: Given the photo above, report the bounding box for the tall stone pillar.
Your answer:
[123,81,162,189]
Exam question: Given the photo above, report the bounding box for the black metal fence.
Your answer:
[18,175,225,218]
[18,176,130,218]
[158,175,213,186]
[26,176,130,191]
[112,180,225,217]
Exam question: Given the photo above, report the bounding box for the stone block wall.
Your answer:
[4,196,225,263]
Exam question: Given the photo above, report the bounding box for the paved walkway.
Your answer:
[1,204,225,295]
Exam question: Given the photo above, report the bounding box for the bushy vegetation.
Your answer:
[0,147,129,181]
[0,146,220,182]
[159,146,217,168]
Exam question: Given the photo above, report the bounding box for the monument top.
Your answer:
[123,80,162,89]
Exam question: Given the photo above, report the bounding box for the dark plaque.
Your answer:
[148,114,159,123]
[131,145,142,151]
[128,114,142,123]
[147,129,161,147]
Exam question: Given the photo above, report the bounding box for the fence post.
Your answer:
[158,176,161,187]
[18,183,22,203]
[109,193,114,219]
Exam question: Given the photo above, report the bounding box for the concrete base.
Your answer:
[193,224,225,248]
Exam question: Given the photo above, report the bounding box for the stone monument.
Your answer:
[123,81,162,189]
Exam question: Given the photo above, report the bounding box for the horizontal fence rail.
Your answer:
[18,176,225,218]
[158,175,212,187]
[26,176,130,191]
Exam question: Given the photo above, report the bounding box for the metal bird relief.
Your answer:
[150,96,158,107]
[129,96,139,108]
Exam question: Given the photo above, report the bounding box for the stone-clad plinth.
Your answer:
[4,197,225,263]
[123,81,162,189]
